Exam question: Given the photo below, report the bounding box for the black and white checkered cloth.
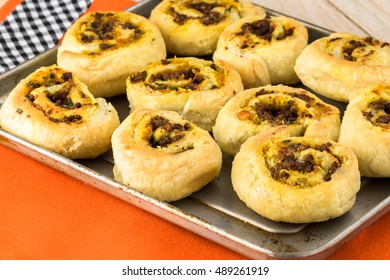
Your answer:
[0,0,93,74]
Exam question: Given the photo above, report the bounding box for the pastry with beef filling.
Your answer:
[213,84,340,155]
[0,65,120,159]
[111,109,222,201]
[57,11,166,98]
[338,84,390,177]
[126,57,243,131]
[294,32,390,102]
[213,15,308,88]
[149,0,265,56]
[231,126,360,223]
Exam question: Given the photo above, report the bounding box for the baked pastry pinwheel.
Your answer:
[126,57,243,131]
[213,84,340,155]
[111,109,222,202]
[149,0,266,56]
[231,126,360,223]
[294,32,390,102]
[57,11,166,98]
[338,84,390,177]
[213,15,308,88]
[0,65,120,159]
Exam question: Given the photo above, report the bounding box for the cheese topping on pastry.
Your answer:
[129,58,225,94]
[0,65,120,159]
[76,12,144,54]
[361,85,390,128]
[213,15,307,87]
[212,85,339,156]
[111,109,222,201]
[127,57,243,131]
[338,84,390,177]
[24,67,97,125]
[232,17,296,49]
[167,0,241,26]
[236,88,332,135]
[322,35,390,65]
[261,139,342,188]
[231,127,360,223]
[133,114,194,153]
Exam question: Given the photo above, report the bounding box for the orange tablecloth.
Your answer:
[0,0,389,260]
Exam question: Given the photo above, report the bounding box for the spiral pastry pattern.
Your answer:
[111,109,222,201]
[0,65,120,159]
[126,57,243,131]
[57,11,166,97]
[149,0,265,56]
[232,126,360,223]
[339,84,390,177]
[213,84,340,155]
[295,32,390,102]
[213,15,308,88]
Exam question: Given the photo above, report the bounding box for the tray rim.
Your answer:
[1,0,389,259]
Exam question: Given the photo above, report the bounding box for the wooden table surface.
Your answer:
[253,0,389,41]
[0,0,389,261]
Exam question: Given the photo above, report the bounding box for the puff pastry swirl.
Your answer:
[57,11,166,98]
[126,57,243,131]
[213,84,340,155]
[231,126,360,223]
[0,65,120,159]
[111,109,222,202]
[338,84,390,177]
[149,0,266,56]
[294,32,390,102]
[213,15,308,88]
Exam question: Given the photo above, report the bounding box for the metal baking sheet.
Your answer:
[1,0,389,259]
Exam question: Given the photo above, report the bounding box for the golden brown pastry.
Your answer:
[0,65,120,159]
[149,0,266,56]
[57,11,166,98]
[213,15,308,88]
[338,84,390,177]
[111,108,222,201]
[213,84,340,155]
[231,126,360,223]
[126,57,243,131]
[294,32,390,102]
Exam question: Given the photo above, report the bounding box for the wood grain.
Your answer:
[328,0,390,40]
[252,0,372,37]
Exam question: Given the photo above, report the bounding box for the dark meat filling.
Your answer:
[255,88,275,96]
[49,114,82,124]
[341,37,387,61]
[169,2,226,26]
[61,72,73,82]
[149,115,191,148]
[25,71,85,124]
[46,82,82,109]
[237,19,275,41]
[130,71,147,83]
[26,71,73,90]
[362,100,390,124]
[254,102,298,125]
[255,88,327,114]
[256,89,315,104]
[342,39,367,61]
[237,19,295,48]
[269,142,341,182]
[148,68,205,90]
[80,12,142,50]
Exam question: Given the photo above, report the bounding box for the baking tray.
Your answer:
[1,0,389,259]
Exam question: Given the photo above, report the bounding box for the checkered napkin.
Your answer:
[0,0,93,75]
